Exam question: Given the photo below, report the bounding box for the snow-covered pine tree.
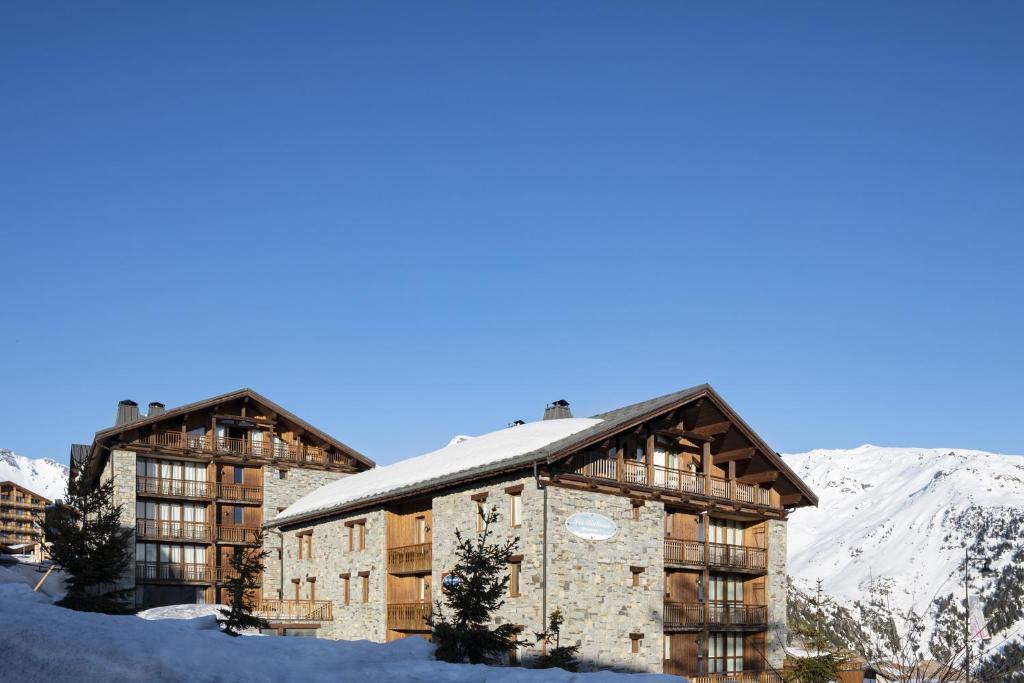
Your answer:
[533,608,580,671]
[217,529,270,636]
[45,457,134,613]
[429,506,527,664]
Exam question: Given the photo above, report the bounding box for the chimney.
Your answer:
[542,399,572,421]
[509,419,526,428]
[148,402,166,418]
[115,400,140,426]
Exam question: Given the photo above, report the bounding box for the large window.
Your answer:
[710,518,744,546]
[706,574,743,603]
[706,634,744,674]
[509,493,522,528]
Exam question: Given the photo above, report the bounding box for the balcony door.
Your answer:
[706,633,744,674]
[709,518,743,546]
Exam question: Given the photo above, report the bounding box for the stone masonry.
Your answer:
[431,474,665,673]
[765,518,788,669]
[279,507,387,641]
[105,449,137,594]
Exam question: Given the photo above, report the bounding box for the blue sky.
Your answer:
[1,2,1022,466]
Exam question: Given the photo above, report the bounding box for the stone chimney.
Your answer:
[542,399,572,421]
[115,400,140,426]
[147,402,166,418]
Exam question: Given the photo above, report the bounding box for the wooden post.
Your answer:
[702,441,712,496]
[616,441,624,483]
[33,565,54,592]
[646,433,655,487]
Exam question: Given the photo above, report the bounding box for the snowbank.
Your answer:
[0,583,681,682]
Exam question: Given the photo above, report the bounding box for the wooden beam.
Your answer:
[712,447,757,464]
[690,420,732,438]
[737,471,779,484]
[653,428,713,444]
[779,493,803,505]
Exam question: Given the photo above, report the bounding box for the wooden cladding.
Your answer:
[387,542,432,575]
[253,598,333,622]
[129,431,346,469]
[386,602,432,631]
[664,540,767,572]
[561,455,776,508]
[663,601,768,627]
[135,519,211,542]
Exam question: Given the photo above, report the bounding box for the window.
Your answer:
[346,520,367,551]
[308,577,317,601]
[710,518,744,546]
[306,533,313,558]
[508,557,522,597]
[341,574,350,605]
[360,572,370,603]
[476,502,486,531]
[233,467,243,485]
[297,534,304,560]
[417,576,427,601]
[509,493,522,528]
[416,516,427,543]
[707,634,744,674]
[631,633,643,654]
[632,500,644,521]
[278,469,288,480]
[233,507,243,525]
[292,579,301,601]
[664,635,671,661]
[630,566,644,588]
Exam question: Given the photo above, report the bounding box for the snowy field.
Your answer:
[0,574,679,683]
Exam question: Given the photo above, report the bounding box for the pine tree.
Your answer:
[533,608,581,671]
[46,459,134,613]
[786,580,850,683]
[429,506,527,664]
[217,529,270,636]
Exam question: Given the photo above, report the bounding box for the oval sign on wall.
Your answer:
[565,512,617,541]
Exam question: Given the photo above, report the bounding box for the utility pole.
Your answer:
[965,548,970,683]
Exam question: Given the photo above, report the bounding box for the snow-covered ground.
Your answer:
[0,574,679,682]
[1,448,69,500]
[783,445,1024,623]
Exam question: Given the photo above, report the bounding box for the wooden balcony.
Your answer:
[217,526,260,544]
[691,672,783,683]
[136,519,212,542]
[386,602,431,631]
[135,561,213,584]
[254,599,332,622]
[130,431,342,468]
[664,601,768,629]
[561,456,777,508]
[665,540,767,573]
[213,565,261,584]
[136,476,214,500]
[216,482,262,503]
[387,543,432,575]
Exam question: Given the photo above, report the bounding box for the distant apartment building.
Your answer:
[0,481,50,556]
[267,385,817,680]
[71,389,374,607]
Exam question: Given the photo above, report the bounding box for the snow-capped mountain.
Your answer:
[0,449,69,501]
[782,445,1024,647]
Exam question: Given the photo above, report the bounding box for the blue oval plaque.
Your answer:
[565,512,617,541]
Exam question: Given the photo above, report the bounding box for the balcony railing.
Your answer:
[664,601,768,628]
[387,543,432,575]
[216,482,263,503]
[136,519,212,542]
[130,431,338,467]
[386,602,431,631]
[213,565,261,584]
[560,455,776,508]
[135,562,213,583]
[217,526,260,544]
[691,672,783,683]
[254,599,333,622]
[665,540,767,572]
[136,476,214,499]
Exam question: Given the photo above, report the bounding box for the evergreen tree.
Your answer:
[218,529,270,636]
[46,459,134,613]
[533,608,581,672]
[786,580,850,683]
[429,506,527,664]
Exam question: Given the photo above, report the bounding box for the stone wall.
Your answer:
[431,475,665,673]
[765,518,788,669]
[105,449,137,594]
[280,507,387,641]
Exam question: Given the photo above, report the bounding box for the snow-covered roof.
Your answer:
[274,417,603,525]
